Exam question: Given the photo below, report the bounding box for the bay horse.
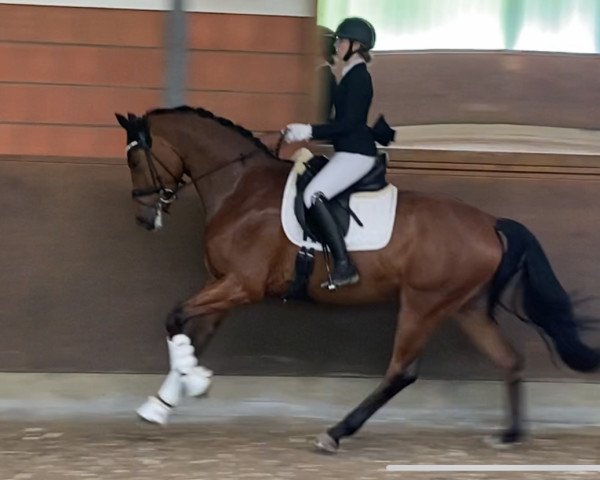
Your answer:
[115,106,599,453]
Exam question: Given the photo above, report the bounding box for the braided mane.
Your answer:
[146,105,276,158]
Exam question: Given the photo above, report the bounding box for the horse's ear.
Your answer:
[127,112,137,121]
[115,113,129,129]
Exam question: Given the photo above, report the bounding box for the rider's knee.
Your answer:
[304,190,327,208]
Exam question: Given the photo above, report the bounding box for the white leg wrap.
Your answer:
[168,334,198,374]
[181,366,213,397]
[136,370,182,425]
[168,335,213,397]
[136,396,172,425]
[157,369,183,406]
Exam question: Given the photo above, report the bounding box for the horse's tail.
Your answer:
[489,218,600,373]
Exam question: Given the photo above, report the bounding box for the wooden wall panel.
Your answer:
[186,13,314,129]
[187,52,309,94]
[0,124,123,158]
[0,84,160,126]
[370,51,600,130]
[2,160,599,378]
[0,44,163,87]
[0,4,164,47]
[187,13,314,53]
[0,4,166,158]
[187,91,304,131]
[0,5,314,158]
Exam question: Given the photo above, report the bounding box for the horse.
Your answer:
[115,106,599,453]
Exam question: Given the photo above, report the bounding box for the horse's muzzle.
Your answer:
[134,201,163,231]
[136,215,156,231]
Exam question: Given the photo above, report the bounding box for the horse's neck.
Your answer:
[189,151,282,222]
[151,113,284,221]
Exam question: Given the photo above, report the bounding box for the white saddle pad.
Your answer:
[280,168,398,252]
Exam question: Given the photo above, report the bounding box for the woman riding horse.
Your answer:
[116,105,599,453]
[284,17,379,289]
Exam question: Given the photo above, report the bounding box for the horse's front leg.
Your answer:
[137,274,257,424]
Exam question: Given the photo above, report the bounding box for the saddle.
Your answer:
[293,153,389,243]
[283,149,394,301]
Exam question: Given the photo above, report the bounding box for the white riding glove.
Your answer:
[284,123,312,143]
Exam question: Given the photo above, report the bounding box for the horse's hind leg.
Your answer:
[455,307,524,445]
[315,289,466,453]
[137,274,257,424]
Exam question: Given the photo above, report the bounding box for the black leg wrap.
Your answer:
[503,377,523,443]
[499,429,523,444]
[328,374,417,442]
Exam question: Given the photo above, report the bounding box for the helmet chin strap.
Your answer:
[343,40,355,62]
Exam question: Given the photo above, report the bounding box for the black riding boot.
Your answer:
[309,194,359,288]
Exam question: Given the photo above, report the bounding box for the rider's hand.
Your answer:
[284,124,312,143]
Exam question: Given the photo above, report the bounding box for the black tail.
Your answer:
[489,218,600,373]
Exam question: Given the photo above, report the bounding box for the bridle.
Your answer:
[127,139,181,208]
[126,129,285,226]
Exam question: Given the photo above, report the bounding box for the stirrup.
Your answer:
[320,268,360,290]
[320,274,360,290]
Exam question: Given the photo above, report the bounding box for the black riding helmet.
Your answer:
[335,17,376,50]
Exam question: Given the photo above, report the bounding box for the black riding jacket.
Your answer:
[317,64,337,123]
[311,62,377,156]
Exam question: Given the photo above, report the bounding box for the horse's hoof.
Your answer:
[484,430,523,449]
[136,396,171,425]
[314,433,339,454]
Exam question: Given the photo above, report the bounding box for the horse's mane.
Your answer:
[146,105,276,158]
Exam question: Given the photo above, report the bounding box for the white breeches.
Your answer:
[303,152,376,207]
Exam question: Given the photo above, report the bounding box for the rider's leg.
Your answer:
[303,152,375,287]
[309,192,359,287]
[302,152,376,208]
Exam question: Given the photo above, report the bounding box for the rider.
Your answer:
[284,17,378,288]
[316,25,337,123]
